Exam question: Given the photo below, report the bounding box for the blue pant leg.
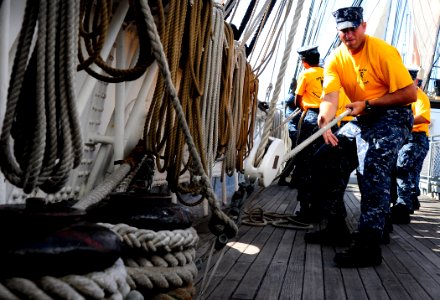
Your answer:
[396,133,429,209]
[356,109,413,232]
[298,121,359,218]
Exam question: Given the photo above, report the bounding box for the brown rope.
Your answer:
[216,22,235,159]
[143,0,213,196]
[77,0,154,83]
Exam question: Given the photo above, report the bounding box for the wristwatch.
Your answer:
[365,100,373,112]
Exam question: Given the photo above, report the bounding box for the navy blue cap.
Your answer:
[332,7,363,30]
[297,45,319,58]
[407,66,419,80]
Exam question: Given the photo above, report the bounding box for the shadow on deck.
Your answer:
[194,183,440,300]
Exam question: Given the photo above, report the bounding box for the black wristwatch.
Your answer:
[365,100,373,112]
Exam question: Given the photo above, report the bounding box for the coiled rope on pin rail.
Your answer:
[0,0,82,194]
[138,0,238,239]
[77,0,154,83]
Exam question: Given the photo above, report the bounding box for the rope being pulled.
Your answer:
[0,0,82,194]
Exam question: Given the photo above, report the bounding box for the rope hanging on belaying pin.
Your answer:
[0,0,82,194]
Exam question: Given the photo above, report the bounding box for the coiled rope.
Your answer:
[0,258,130,300]
[100,223,199,295]
[77,0,153,83]
[201,3,223,178]
[0,0,82,194]
[138,0,238,239]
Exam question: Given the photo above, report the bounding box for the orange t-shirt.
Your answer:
[323,35,413,103]
[412,87,431,135]
[295,66,323,109]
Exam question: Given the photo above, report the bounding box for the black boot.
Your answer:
[277,177,289,186]
[334,229,382,268]
[391,203,410,224]
[304,216,351,246]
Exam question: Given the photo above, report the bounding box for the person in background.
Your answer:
[288,45,324,223]
[303,6,417,267]
[278,78,300,187]
[391,66,431,224]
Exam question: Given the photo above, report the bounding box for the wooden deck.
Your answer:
[193,183,440,300]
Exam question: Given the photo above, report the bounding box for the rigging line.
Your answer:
[240,0,272,45]
[252,0,293,78]
[253,0,305,168]
[250,0,286,73]
[235,0,258,40]
[224,0,238,19]
[311,0,330,45]
[246,0,277,57]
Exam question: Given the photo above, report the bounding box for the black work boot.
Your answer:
[391,203,410,224]
[304,217,351,246]
[277,177,289,186]
[334,229,382,268]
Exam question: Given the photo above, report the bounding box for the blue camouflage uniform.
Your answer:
[285,93,301,143]
[311,107,413,232]
[394,132,429,210]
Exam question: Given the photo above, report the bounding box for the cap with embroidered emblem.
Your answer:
[332,7,363,31]
[297,45,319,58]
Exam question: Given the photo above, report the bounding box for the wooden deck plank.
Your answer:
[303,243,325,300]
[194,182,440,300]
[232,228,285,299]
[279,230,307,300]
[340,268,369,300]
[322,246,347,300]
[254,229,297,300]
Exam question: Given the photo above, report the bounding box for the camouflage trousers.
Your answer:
[303,107,413,232]
[290,109,325,193]
[394,132,429,210]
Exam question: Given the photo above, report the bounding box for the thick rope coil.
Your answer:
[0,259,130,300]
[0,0,82,194]
[99,223,199,254]
[126,263,198,291]
[136,0,238,239]
[124,248,195,268]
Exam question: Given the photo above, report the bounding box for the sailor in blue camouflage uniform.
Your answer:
[287,45,325,222]
[302,6,417,268]
[391,67,431,224]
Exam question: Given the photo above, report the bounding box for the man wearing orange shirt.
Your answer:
[289,45,324,223]
[303,6,417,267]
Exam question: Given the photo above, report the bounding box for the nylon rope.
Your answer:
[0,0,82,194]
[201,3,224,177]
[253,0,305,168]
[138,0,238,238]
